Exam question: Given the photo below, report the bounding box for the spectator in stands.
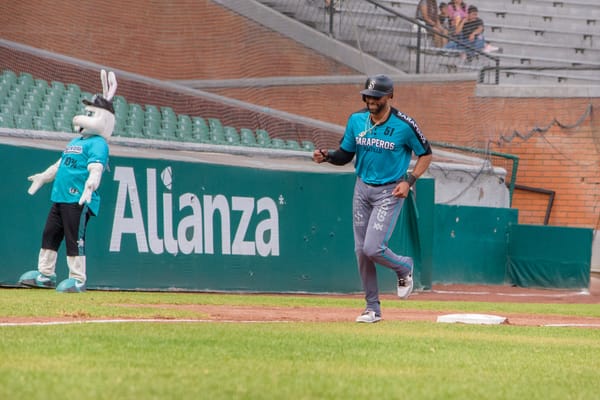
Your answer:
[444,5,485,60]
[447,0,468,35]
[438,2,451,47]
[415,0,448,47]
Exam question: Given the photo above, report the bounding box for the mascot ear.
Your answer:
[100,69,117,101]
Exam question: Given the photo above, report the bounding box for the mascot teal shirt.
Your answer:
[51,135,109,216]
[340,107,430,185]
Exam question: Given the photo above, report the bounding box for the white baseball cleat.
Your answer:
[355,309,382,323]
[397,274,413,299]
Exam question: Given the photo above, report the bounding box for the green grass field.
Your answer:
[1,289,600,400]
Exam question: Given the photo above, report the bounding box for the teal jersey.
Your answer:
[51,135,109,216]
[340,107,431,185]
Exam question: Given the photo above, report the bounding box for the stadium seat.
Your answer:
[143,119,161,138]
[175,114,193,141]
[0,112,14,128]
[33,114,54,131]
[160,127,176,140]
[17,72,34,91]
[34,78,48,92]
[208,129,227,145]
[50,81,65,96]
[255,128,270,140]
[301,140,315,151]
[240,128,258,147]
[191,116,210,142]
[21,93,42,114]
[126,118,145,138]
[285,139,301,150]
[15,114,33,129]
[1,70,17,86]
[161,106,176,122]
[128,103,144,122]
[270,138,286,149]
[224,126,241,145]
[53,116,73,133]
[207,117,225,136]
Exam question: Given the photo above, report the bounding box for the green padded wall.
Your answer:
[508,224,592,289]
[433,204,518,284]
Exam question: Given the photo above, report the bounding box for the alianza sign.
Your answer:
[109,166,280,257]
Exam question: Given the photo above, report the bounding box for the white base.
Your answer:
[437,313,507,325]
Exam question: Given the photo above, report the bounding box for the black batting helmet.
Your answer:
[360,74,394,100]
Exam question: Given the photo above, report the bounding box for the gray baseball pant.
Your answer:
[353,178,413,315]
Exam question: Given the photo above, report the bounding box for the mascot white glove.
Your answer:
[78,163,104,205]
[27,160,61,195]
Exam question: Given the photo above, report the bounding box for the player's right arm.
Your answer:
[312,148,354,165]
[313,114,358,165]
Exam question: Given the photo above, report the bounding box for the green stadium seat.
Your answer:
[53,116,73,133]
[34,78,48,92]
[224,126,241,145]
[207,117,224,134]
[15,114,33,129]
[256,136,270,148]
[270,138,286,149]
[113,95,127,109]
[126,118,144,137]
[124,103,144,137]
[50,81,65,96]
[191,117,209,142]
[240,128,258,147]
[1,70,17,86]
[161,106,176,123]
[175,114,193,141]
[208,132,226,145]
[2,98,20,115]
[143,119,160,138]
[160,120,177,140]
[255,128,270,140]
[17,73,34,91]
[301,140,315,152]
[0,83,9,98]
[65,83,81,97]
[33,114,54,131]
[0,112,14,128]
[285,139,301,150]
[255,129,272,147]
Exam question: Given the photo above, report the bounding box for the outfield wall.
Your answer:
[0,136,592,292]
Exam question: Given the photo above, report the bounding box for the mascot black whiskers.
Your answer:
[19,69,117,293]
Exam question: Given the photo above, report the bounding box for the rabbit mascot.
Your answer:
[18,69,117,293]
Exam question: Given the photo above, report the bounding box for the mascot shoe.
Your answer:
[18,270,57,289]
[56,278,86,293]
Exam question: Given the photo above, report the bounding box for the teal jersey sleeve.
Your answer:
[341,108,430,185]
[51,135,109,216]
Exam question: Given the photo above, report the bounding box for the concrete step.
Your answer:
[485,24,600,49]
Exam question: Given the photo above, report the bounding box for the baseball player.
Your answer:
[313,74,432,323]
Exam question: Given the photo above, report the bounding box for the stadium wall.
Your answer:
[0,136,590,291]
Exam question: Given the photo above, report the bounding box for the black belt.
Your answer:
[365,180,398,187]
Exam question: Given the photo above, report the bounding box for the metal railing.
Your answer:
[269,0,501,82]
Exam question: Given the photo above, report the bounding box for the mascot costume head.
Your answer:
[19,69,117,293]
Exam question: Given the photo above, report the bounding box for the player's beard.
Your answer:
[366,100,388,119]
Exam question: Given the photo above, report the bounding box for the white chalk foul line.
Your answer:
[432,289,590,298]
[544,323,600,328]
[0,319,289,327]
